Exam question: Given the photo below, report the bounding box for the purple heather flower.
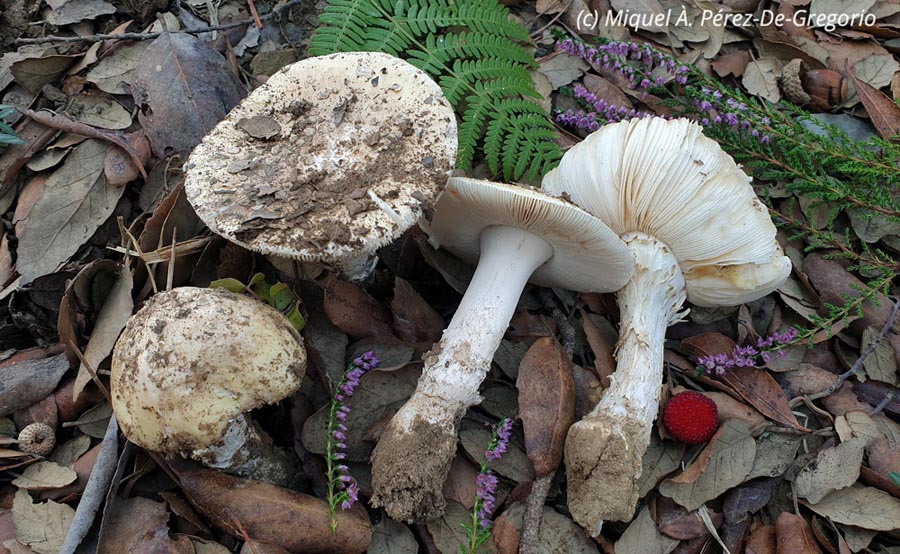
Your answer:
[697,329,797,376]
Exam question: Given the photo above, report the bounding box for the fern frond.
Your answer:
[310,0,561,180]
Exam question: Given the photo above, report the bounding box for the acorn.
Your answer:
[16,423,56,456]
[781,58,847,111]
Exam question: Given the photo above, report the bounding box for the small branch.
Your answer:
[869,391,895,416]
[16,108,147,180]
[16,0,304,44]
[809,299,900,401]
[519,474,552,554]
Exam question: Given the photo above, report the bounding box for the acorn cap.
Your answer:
[427,177,633,292]
[110,287,306,455]
[17,423,55,456]
[542,117,790,307]
[184,52,458,269]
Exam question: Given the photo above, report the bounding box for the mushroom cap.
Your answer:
[110,287,306,455]
[542,117,790,307]
[184,52,458,268]
[427,177,634,292]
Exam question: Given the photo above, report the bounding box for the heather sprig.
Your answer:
[325,351,379,532]
[461,418,513,554]
[696,328,799,377]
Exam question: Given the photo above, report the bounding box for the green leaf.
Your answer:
[209,277,247,294]
[269,282,294,311]
[285,303,306,331]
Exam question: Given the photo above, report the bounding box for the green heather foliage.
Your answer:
[0,105,24,146]
[309,0,562,180]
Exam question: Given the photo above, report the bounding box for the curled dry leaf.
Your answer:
[104,132,151,187]
[516,337,575,477]
[846,67,900,140]
[0,353,69,417]
[719,367,809,431]
[323,275,393,339]
[179,470,372,554]
[775,513,822,554]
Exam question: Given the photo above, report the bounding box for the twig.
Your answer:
[68,340,112,404]
[530,0,575,39]
[225,510,261,554]
[869,391,895,416]
[537,288,575,357]
[247,0,263,29]
[16,0,304,44]
[16,108,147,180]
[808,299,900,401]
[519,474,552,554]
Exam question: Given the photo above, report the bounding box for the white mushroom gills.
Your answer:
[370,178,634,522]
[542,117,792,531]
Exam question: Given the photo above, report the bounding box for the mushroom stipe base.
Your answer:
[564,413,649,532]
[370,409,460,522]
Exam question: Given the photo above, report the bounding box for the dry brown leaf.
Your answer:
[712,51,751,77]
[743,58,783,103]
[0,353,69,417]
[748,433,802,479]
[40,442,101,502]
[180,470,372,553]
[368,518,417,554]
[609,0,668,33]
[615,506,679,554]
[46,0,116,25]
[719,367,810,431]
[323,275,393,339]
[11,489,74,554]
[11,462,77,491]
[867,437,900,477]
[746,524,776,554]
[582,313,616,382]
[658,420,756,511]
[85,42,148,95]
[131,33,245,157]
[833,410,884,444]
[795,437,866,503]
[441,455,480,510]
[98,496,189,554]
[459,425,534,482]
[15,139,125,285]
[428,501,497,554]
[66,93,131,130]
[654,496,720,540]
[807,485,900,531]
[775,513,822,554]
[637,434,683,497]
[104,131,151,187]
[390,277,444,345]
[860,325,899,384]
[516,337,574,477]
[493,503,596,554]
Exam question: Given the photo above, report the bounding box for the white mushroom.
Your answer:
[541,117,791,531]
[184,52,458,280]
[110,287,306,486]
[370,177,633,521]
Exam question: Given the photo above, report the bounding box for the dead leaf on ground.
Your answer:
[46,0,116,26]
[11,489,74,554]
[795,437,866,503]
[12,461,77,491]
[131,33,245,157]
[428,500,497,554]
[494,502,597,554]
[368,518,417,554]
[746,524,776,554]
[15,139,125,285]
[654,496,721,540]
[302,365,419,462]
[390,277,443,344]
[806,485,900,531]
[659,420,757,511]
[775,512,822,554]
[98,495,191,554]
[743,58,783,103]
[323,275,393,339]
[86,42,148,95]
[712,51,752,77]
[0,353,69,417]
[180,470,372,553]
[459,424,534,483]
[615,506,679,554]
[516,337,574,477]
[441,454,480,510]
[719,367,810,431]
[637,434,683,497]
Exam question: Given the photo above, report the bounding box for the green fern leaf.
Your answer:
[310,0,561,180]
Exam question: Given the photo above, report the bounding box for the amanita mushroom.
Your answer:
[111,287,306,486]
[541,117,791,531]
[184,52,457,280]
[370,177,634,521]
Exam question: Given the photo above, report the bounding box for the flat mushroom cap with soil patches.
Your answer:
[111,287,306,485]
[541,117,791,532]
[184,52,458,278]
[370,178,633,522]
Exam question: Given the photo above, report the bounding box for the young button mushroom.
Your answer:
[542,117,791,532]
[184,52,457,280]
[371,177,633,521]
[111,287,306,486]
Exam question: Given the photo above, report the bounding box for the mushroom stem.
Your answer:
[372,225,553,521]
[192,414,295,487]
[565,232,686,533]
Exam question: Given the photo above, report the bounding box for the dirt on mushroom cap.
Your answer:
[184,52,458,266]
[110,287,306,456]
